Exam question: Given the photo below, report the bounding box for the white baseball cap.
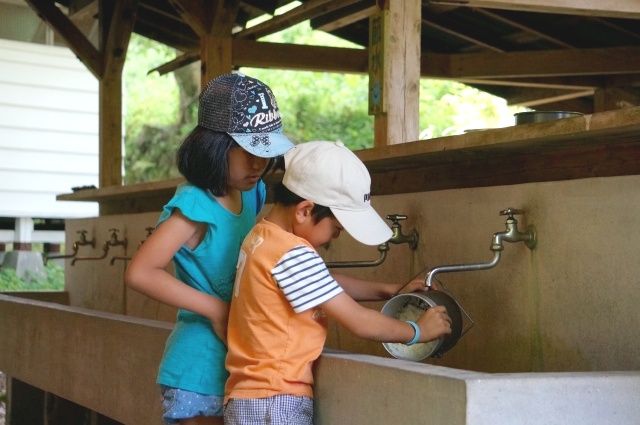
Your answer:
[283,141,392,245]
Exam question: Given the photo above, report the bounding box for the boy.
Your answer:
[224,141,452,425]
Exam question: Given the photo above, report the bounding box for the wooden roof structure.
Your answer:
[22,0,640,203]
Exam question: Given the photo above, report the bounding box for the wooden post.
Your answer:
[170,0,237,88]
[369,0,421,147]
[98,0,137,189]
[201,34,233,87]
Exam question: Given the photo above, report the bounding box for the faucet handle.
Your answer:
[386,214,407,225]
[499,208,524,219]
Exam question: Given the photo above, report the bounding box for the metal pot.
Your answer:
[381,290,467,361]
[514,110,583,125]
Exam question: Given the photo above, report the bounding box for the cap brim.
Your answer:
[229,132,294,158]
[332,207,392,246]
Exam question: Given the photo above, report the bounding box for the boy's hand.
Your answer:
[416,305,452,342]
[396,277,426,295]
[396,276,444,296]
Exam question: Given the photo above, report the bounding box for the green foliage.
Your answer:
[0,264,64,292]
[123,34,187,184]
[122,19,521,183]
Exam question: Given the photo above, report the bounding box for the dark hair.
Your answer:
[273,183,334,223]
[177,126,235,196]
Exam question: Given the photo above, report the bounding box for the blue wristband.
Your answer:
[405,321,420,346]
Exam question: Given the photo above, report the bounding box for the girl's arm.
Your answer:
[321,292,451,343]
[124,210,229,342]
[333,273,426,301]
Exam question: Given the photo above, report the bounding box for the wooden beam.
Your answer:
[312,0,377,32]
[233,39,369,72]
[237,0,362,40]
[471,7,573,48]
[428,0,640,20]
[24,0,103,78]
[447,46,640,78]
[507,88,594,108]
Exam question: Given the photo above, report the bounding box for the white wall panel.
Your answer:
[0,38,99,219]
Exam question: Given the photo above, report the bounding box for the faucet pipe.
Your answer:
[425,207,536,288]
[110,227,154,265]
[43,230,95,265]
[44,242,79,265]
[326,243,389,269]
[72,229,127,265]
[425,251,501,288]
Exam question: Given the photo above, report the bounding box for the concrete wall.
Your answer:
[322,174,640,373]
[60,174,640,374]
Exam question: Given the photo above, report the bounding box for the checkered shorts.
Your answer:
[224,395,314,425]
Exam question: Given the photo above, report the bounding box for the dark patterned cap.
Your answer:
[198,73,294,158]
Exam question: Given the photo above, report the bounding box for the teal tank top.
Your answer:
[156,182,266,395]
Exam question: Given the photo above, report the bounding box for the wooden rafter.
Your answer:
[422,18,504,52]
[428,0,640,20]
[236,0,362,39]
[508,88,595,107]
[148,51,200,75]
[311,0,377,32]
[458,76,598,90]
[24,0,103,78]
[472,8,573,48]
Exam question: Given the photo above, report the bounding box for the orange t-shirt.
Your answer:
[225,219,343,401]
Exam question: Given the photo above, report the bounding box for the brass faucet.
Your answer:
[72,228,127,265]
[326,213,418,268]
[386,214,419,250]
[44,230,95,265]
[110,226,154,265]
[491,208,536,250]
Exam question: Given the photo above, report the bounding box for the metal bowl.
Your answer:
[381,290,463,361]
[514,111,583,125]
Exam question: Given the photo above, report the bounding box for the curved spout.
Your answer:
[326,243,389,269]
[425,251,501,288]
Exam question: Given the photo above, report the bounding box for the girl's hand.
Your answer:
[416,305,452,342]
[208,301,229,345]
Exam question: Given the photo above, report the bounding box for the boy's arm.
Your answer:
[332,273,426,301]
[321,292,451,343]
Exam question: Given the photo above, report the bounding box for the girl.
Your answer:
[125,73,293,425]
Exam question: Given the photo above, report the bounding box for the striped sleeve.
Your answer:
[271,245,343,313]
